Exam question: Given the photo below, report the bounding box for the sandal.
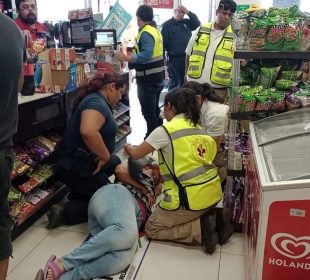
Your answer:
[34,269,44,280]
[43,255,63,280]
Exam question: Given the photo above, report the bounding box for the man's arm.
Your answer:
[116,32,154,63]
[185,11,201,31]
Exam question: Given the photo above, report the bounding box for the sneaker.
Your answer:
[216,207,234,245]
[200,209,218,255]
[47,203,66,228]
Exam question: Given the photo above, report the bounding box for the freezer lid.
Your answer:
[253,108,310,146]
[262,134,310,182]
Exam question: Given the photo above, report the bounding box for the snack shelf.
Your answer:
[116,129,132,143]
[113,102,130,119]
[115,115,131,127]
[234,50,310,60]
[11,184,69,240]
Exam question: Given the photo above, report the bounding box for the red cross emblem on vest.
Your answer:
[197,144,206,157]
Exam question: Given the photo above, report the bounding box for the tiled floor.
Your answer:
[7,82,245,280]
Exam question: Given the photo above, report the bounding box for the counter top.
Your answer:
[18,92,54,105]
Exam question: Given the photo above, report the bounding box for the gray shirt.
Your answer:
[0,14,24,148]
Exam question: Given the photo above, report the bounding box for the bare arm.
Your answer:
[80,109,110,164]
[124,141,156,160]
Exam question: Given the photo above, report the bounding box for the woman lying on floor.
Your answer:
[35,157,162,280]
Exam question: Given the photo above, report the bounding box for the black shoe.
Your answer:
[216,208,234,245]
[200,209,218,255]
[47,203,66,228]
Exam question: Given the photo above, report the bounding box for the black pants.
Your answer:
[137,81,164,138]
[167,55,186,90]
[56,154,121,225]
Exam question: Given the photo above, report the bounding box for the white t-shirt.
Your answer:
[185,24,226,88]
[145,114,184,165]
[200,100,229,137]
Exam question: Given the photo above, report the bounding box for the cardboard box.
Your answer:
[49,48,76,70]
[40,63,77,93]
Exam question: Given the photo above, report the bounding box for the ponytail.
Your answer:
[183,81,225,104]
[73,71,125,110]
[164,88,200,126]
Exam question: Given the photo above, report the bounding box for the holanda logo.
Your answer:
[271,233,310,260]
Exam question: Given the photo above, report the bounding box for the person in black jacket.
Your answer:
[161,6,200,90]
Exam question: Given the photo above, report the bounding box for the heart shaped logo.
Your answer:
[271,233,310,260]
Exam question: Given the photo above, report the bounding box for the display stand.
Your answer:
[11,93,69,240]
[226,51,310,280]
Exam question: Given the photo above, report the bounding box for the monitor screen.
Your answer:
[92,29,116,48]
[71,20,92,44]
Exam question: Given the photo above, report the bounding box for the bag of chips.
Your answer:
[258,66,281,89]
[275,79,298,90]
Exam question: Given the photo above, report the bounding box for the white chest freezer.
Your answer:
[244,108,310,280]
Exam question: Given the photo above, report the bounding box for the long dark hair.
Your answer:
[74,71,125,109]
[182,81,225,104]
[164,88,200,126]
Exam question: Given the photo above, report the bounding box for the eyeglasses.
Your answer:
[20,4,37,12]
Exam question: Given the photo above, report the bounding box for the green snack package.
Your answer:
[270,90,286,110]
[280,70,302,81]
[283,19,303,50]
[240,93,256,112]
[265,18,284,50]
[258,66,281,89]
[249,18,267,50]
[275,79,298,90]
[255,94,273,111]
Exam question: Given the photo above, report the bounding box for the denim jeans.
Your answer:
[60,184,141,280]
[137,81,164,138]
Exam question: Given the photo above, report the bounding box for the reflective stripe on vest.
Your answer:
[159,118,222,211]
[134,24,164,77]
[187,23,234,86]
[136,66,165,76]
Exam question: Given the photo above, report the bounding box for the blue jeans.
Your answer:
[60,184,141,280]
[137,81,164,138]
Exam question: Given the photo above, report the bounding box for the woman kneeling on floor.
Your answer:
[124,87,232,255]
[35,157,162,280]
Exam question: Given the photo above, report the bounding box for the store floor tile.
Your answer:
[135,241,221,280]
[8,229,87,280]
[220,232,243,255]
[218,253,245,280]
[8,226,50,274]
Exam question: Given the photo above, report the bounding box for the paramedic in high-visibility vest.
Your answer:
[185,0,236,101]
[124,88,233,255]
[116,5,165,139]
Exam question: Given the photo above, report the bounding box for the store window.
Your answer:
[36,0,85,22]
[180,0,210,23]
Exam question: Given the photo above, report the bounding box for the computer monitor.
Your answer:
[70,18,94,51]
[91,29,117,49]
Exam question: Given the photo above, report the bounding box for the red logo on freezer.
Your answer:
[271,233,310,259]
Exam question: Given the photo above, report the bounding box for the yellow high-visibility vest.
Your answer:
[187,23,234,86]
[159,117,222,211]
[134,24,164,80]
